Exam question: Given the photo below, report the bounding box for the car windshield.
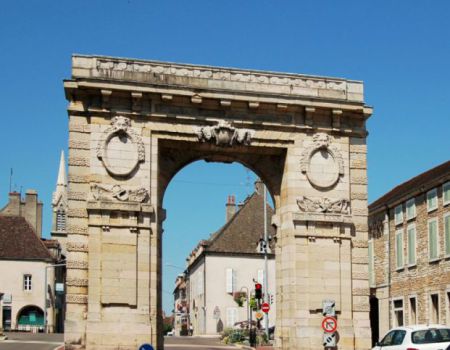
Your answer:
[412,328,450,344]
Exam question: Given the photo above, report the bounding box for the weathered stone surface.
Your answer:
[65,55,372,350]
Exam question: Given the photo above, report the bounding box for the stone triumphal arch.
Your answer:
[64,55,372,350]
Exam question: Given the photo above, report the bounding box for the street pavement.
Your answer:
[1,332,63,350]
[164,336,238,350]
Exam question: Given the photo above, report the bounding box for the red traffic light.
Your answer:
[255,283,262,290]
[255,283,262,299]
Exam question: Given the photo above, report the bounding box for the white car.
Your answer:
[373,325,450,350]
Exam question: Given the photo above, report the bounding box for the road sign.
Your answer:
[139,344,154,350]
[323,331,337,347]
[255,311,264,320]
[321,316,337,333]
[261,302,270,313]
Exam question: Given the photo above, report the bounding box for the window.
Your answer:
[380,330,406,346]
[430,293,439,324]
[395,230,404,269]
[427,188,438,212]
[394,205,403,225]
[226,307,238,328]
[23,274,32,291]
[445,213,450,256]
[409,296,417,324]
[56,208,66,231]
[407,224,416,266]
[428,219,439,261]
[226,268,234,294]
[368,240,375,287]
[443,182,450,206]
[393,299,404,327]
[406,198,416,220]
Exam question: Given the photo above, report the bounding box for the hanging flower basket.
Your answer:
[233,292,247,307]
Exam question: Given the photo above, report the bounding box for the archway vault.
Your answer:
[64,55,372,350]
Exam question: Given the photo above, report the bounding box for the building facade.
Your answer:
[173,275,188,336]
[186,183,276,335]
[368,161,450,343]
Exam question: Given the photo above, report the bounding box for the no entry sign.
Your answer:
[261,302,270,313]
[321,316,337,333]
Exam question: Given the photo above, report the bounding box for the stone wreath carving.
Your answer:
[194,120,255,147]
[90,184,149,203]
[297,196,350,215]
[300,133,344,189]
[97,116,145,177]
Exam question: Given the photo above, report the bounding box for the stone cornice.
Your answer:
[70,55,368,105]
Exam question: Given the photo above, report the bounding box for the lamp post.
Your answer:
[44,262,66,333]
[263,184,269,339]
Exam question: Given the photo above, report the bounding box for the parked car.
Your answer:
[372,325,450,350]
[166,330,174,336]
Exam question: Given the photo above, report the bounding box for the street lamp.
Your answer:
[44,261,66,333]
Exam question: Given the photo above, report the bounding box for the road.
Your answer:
[164,336,237,350]
[1,332,63,350]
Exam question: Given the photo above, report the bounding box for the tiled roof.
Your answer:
[0,216,53,261]
[204,191,276,255]
[369,160,450,211]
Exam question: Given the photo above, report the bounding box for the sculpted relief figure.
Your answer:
[90,184,149,203]
[195,120,255,147]
[297,196,350,215]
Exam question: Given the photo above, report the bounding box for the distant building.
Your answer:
[185,180,276,335]
[173,274,188,336]
[368,161,450,344]
[0,204,57,332]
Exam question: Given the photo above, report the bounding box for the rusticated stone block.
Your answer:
[66,224,88,235]
[68,156,90,167]
[352,239,368,249]
[68,174,90,184]
[68,208,88,218]
[69,124,91,133]
[69,140,90,150]
[68,191,88,201]
[67,260,89,269]
[67,278,89,287]
[67,242,88,252]
[66,294,88,304]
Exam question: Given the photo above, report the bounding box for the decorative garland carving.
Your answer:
[66,294,88,304]
[97,116,145,177]
[300,133,344,189]
[369,219,384,238]
[90,184,149,203]
[297,196,350,215]
[194,120,255,147]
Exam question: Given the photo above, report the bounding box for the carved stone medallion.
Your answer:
[194,120,255,147]
[97,116,145,177]
[300,133,344,189]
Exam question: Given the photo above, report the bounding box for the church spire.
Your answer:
[56,150,67,187]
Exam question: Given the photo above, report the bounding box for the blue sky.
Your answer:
[0,1,449,313]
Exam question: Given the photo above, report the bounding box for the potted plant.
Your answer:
[233,291,246,307]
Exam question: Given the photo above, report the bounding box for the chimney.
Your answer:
[1,192,21,216]
[24,189,42,237]
[226,195,236,222]
[254,179,264,195]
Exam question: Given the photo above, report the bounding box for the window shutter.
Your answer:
[429,221,438,259]
[408,227,416,265]
[396,231,403,268]
[445,215,450,255]
[226,268,234,294]
[226,307,237,327]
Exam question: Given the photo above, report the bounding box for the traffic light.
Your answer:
[255,283,262,300]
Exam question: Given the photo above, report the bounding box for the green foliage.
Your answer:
[249,296,258,311]
[163,323,173,335]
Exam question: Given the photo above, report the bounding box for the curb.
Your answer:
[53,345,64,350]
